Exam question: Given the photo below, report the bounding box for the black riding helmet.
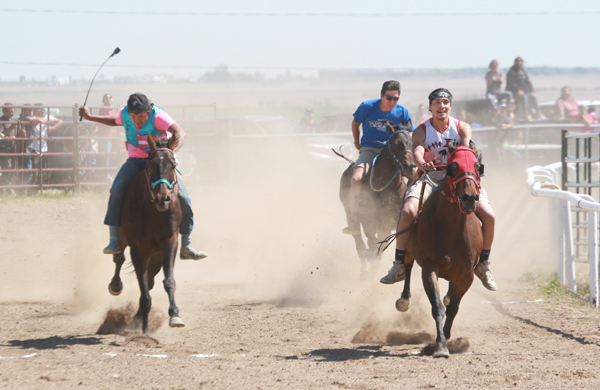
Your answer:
[127,93,152,113]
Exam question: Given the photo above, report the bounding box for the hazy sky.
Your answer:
[1,0,599,81]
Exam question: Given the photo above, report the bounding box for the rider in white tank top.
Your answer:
[421,117,462,168]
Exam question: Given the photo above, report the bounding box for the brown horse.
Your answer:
[339,120,415,276]
[398,144,483,358]
[107,135,184,333]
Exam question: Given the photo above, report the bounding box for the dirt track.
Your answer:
[1,164,600,389]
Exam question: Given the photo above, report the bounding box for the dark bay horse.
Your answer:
[339,120,415,275]
[399,145,483,358]
[107,135,184,333]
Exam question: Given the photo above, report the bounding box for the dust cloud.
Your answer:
[0,78,566,339]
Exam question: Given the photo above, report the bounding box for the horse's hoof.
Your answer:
[395,298,411,312]
[443,294,450,307]
[131,316,143,332]
[169,316,185,328]
[108,282,123,296]
[433,345,450,358]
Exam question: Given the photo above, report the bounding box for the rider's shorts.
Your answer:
[354,147,383,171]
[405,170,489,205]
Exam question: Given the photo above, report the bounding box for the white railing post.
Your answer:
[557,198,566,285]
[564,200,577,293]
[589,210,599,308]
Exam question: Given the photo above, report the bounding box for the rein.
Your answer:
[369,130,412,192]
[144,147,179,202]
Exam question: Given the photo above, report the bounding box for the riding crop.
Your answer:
[79,47,121,121]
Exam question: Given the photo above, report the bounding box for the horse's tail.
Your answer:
[332,146,354,164]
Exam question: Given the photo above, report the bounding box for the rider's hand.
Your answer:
[422,162,435,172]
[354,142,360,150]
[78,106,90,120]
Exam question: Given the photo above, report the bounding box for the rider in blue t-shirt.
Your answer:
[343,80,413,235]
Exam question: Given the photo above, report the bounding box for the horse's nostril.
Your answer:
[164,196,171,203]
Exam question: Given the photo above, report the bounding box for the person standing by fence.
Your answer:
[25,104,63,185]
[96,93,117,181]
[0,103,24,191]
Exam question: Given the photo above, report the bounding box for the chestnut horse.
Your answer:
[398,144,483,358]
[339,120,415,276]
[107,135,184,333]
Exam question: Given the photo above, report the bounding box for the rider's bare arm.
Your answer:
[78,106,118,127]
[351,120,361,150]
[411,126,432,171]
[167,122,186,154]
[459,121,472,147]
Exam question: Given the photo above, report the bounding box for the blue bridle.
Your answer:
[145,148,180,201]
[369,130,412,192]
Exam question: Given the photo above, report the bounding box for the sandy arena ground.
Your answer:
[1,79,600,389]
[1,149,600,390]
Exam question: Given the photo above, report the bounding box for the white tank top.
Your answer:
[420,117,462,167]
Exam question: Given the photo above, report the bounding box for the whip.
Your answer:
[80,47,121,121]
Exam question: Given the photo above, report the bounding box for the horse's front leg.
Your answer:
[108,251,126,296]
[131,248,151,333]
[395,257,414,312]
[443,277,473,341]
[422,269,449,358]
[162,236,184,328]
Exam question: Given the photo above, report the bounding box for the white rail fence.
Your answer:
[526,163,599,308]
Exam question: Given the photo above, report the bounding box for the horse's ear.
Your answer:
[167,135,177,151]
[469,139,482,163]
[447,162,459,178]
[384,121,394,135]
[147,134,157,152]
[403,118,412,131]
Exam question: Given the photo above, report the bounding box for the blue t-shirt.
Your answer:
[353,99,413,149]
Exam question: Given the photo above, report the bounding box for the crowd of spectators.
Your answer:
[0,95,120,193]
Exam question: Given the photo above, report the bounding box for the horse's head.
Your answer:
[146,134,178,212]
[445,144,482,214]
[384,119,415,178]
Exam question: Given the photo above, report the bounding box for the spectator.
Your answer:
[556,86,580,122]
[296,108,316,133]
[457,109,469,122]
[486,102,514,129]
[19,104,35,184]
[0,103,24,190]
[96,93,117,181]
[413,104,429,125]
[25,103,63,185]
[576,106,594,129]
[506,57,542,121]
[485,60,513,107]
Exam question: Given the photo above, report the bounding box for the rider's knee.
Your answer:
[477,204,496,225]
[351,167,365,185]
[402,197,419,218]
